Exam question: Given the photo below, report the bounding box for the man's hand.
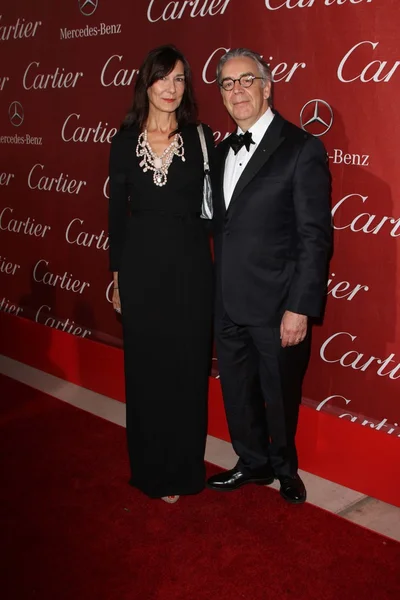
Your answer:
[280,311,308,348]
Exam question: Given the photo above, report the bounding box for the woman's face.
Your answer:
[147,60,185,115]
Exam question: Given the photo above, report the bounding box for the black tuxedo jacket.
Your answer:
[213,112,332,327]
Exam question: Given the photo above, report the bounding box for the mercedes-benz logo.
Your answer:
[9,101,24,127]
[78,0,98,16]
[300,99,334,137]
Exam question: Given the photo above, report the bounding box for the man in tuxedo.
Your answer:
[207,48,332,503]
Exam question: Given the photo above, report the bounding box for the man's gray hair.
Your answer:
[216,48,272,87]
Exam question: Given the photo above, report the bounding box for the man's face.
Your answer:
[219,56,271,130]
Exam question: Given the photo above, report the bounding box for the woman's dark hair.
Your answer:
[121,45,198,134]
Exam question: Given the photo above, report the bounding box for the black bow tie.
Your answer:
[229,130,255,155]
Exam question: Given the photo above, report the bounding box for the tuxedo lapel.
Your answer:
[227,113,285,214]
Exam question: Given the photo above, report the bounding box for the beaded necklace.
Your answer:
[136,129,185,186]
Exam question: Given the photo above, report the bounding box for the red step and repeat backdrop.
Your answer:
[1,1,399,446]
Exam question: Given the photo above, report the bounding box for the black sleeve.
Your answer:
[108,133,128,272]
[286,135,332,317]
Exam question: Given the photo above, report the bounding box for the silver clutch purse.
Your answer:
[197,124,213,220]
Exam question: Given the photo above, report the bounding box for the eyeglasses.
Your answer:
[219,75,264,92]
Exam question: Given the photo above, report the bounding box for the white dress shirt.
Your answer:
[223,107,275,208]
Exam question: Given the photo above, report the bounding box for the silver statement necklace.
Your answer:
[136,129,185,187]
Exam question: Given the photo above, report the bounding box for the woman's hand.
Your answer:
[112,272,121,314]
[112,287,121,314]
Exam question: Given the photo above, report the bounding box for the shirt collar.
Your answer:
[237,107,274,145]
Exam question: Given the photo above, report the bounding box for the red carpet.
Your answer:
[1,374,399,600]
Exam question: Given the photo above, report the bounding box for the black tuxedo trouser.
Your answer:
[215,312,311,478]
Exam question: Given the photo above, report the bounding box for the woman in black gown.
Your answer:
[108,45,214,503]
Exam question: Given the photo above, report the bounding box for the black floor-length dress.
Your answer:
[108,123,214,498]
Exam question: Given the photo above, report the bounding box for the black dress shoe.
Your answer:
[278,474,306,504]
[207,465,275,492]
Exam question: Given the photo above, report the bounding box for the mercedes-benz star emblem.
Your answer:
[300,99,334,137]
[79,0,98,16]
[9,101,24,127]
